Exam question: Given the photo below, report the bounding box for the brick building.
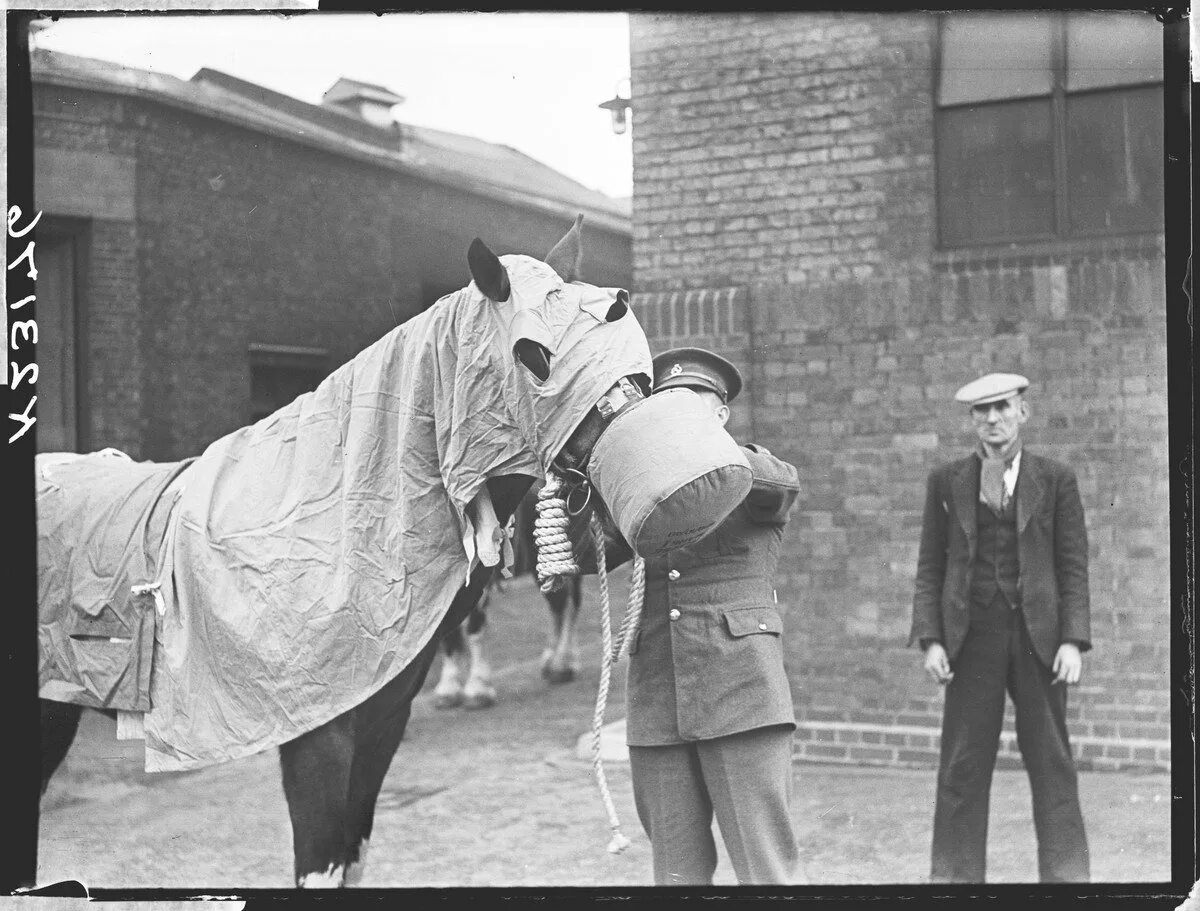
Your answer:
[31,49,631,462]
[627,12,1169,771]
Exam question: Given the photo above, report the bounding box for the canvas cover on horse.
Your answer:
[37,254,651,772]
[38,450,192,712]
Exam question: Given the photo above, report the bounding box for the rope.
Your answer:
[589,511,646,855]
[534,474,579,592]
[535,468,646,854]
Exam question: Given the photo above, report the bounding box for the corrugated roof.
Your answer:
[31,49,631,232]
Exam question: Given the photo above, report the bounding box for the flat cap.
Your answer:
[954,372,1030,406]
[652,346,743,403]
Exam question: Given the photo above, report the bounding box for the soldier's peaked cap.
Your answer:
[954,372,1030,407]
[652,347,743,403]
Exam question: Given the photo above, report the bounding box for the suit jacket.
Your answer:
[624,445,800,746]
[908,450,1092,668]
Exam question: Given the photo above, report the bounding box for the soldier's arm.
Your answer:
[742,444,800,525]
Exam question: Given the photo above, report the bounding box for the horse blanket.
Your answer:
[37,254,651,771]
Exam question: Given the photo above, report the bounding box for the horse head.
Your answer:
[465,216,752,559]
[466,215,651,478]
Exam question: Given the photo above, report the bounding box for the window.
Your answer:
[34,219,90,453]
[248,344,329,423]
[935,12,1163,247]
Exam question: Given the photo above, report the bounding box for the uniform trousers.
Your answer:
[628,723,800,885]
[931,592,1090,883]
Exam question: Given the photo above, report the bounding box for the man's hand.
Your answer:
[923,642,954,685]
[1052,642,1083,685]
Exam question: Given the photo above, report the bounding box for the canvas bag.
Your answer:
[588,388,752,556]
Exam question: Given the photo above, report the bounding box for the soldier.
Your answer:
[605,346,804,885]
[910,372,1091,883]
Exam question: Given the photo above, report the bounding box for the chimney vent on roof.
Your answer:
[321,77,404,129]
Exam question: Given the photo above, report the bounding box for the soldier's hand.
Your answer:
[1052,642,1083,685]
[923,642,954,685]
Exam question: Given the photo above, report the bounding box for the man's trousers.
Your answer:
[931,594,1090,882]
[628,724,800,885]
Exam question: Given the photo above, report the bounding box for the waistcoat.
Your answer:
[970,495,1020,608]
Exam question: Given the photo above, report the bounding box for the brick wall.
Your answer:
[33,80,632,461]
[630,12,1170,771]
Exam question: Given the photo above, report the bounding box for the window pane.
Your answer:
[251,363,326,422]
[938,13,1054,106]
[1067,86,1164,235]
[1067,12,1162,91]
[937,99,1055,246]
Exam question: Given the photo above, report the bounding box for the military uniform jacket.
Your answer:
[624,445,801,747]
[908,450,1092,668]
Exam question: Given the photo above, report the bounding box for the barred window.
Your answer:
[935,11,1163,247]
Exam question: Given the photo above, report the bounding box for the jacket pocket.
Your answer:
[722,607,783,637]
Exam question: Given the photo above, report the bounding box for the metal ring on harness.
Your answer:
[566,480,592,516]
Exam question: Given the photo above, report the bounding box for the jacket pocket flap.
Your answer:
[723,607,783,637]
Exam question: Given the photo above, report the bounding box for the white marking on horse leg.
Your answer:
[463,627,497,709]
[297,864,345,888]
[433,653,465,709]
[344,840,369,887]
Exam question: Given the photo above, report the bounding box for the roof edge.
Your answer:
[33,53,631,237]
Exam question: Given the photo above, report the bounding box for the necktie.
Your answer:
[980,458,1007,513]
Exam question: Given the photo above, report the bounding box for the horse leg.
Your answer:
[540,584,566,681]
[40,699,83,795]
[565,575,583,675]
[542,581,579,684]
[342,641,439,886]
[279,713,355,887]
[343,571,494,885]
[433,623,466,710]
[462,594,496,710]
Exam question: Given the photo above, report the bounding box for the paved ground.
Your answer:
[34,574,1172,890]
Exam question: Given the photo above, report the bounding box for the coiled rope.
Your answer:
[534,471,646,854]
[534,474,579,592]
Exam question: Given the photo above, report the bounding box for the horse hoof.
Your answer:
[543,666,576,685]
[463,692,497,710]
[433,692,464,709]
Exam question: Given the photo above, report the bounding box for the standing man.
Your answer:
[909,372,1091,883]
[618,347,803,885]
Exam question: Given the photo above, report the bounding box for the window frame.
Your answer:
[934,12,1164,250]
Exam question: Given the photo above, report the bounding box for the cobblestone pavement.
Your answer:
[35,575,1172,890]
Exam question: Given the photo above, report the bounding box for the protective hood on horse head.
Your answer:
[37,225,652,773]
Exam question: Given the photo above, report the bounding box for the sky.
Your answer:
[29,11,635,199]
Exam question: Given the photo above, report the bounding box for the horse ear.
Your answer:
[545,213,584,283]
[468,238,511,302]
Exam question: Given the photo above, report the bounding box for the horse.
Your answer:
[37,216,652,888]
[433,497,585,710]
